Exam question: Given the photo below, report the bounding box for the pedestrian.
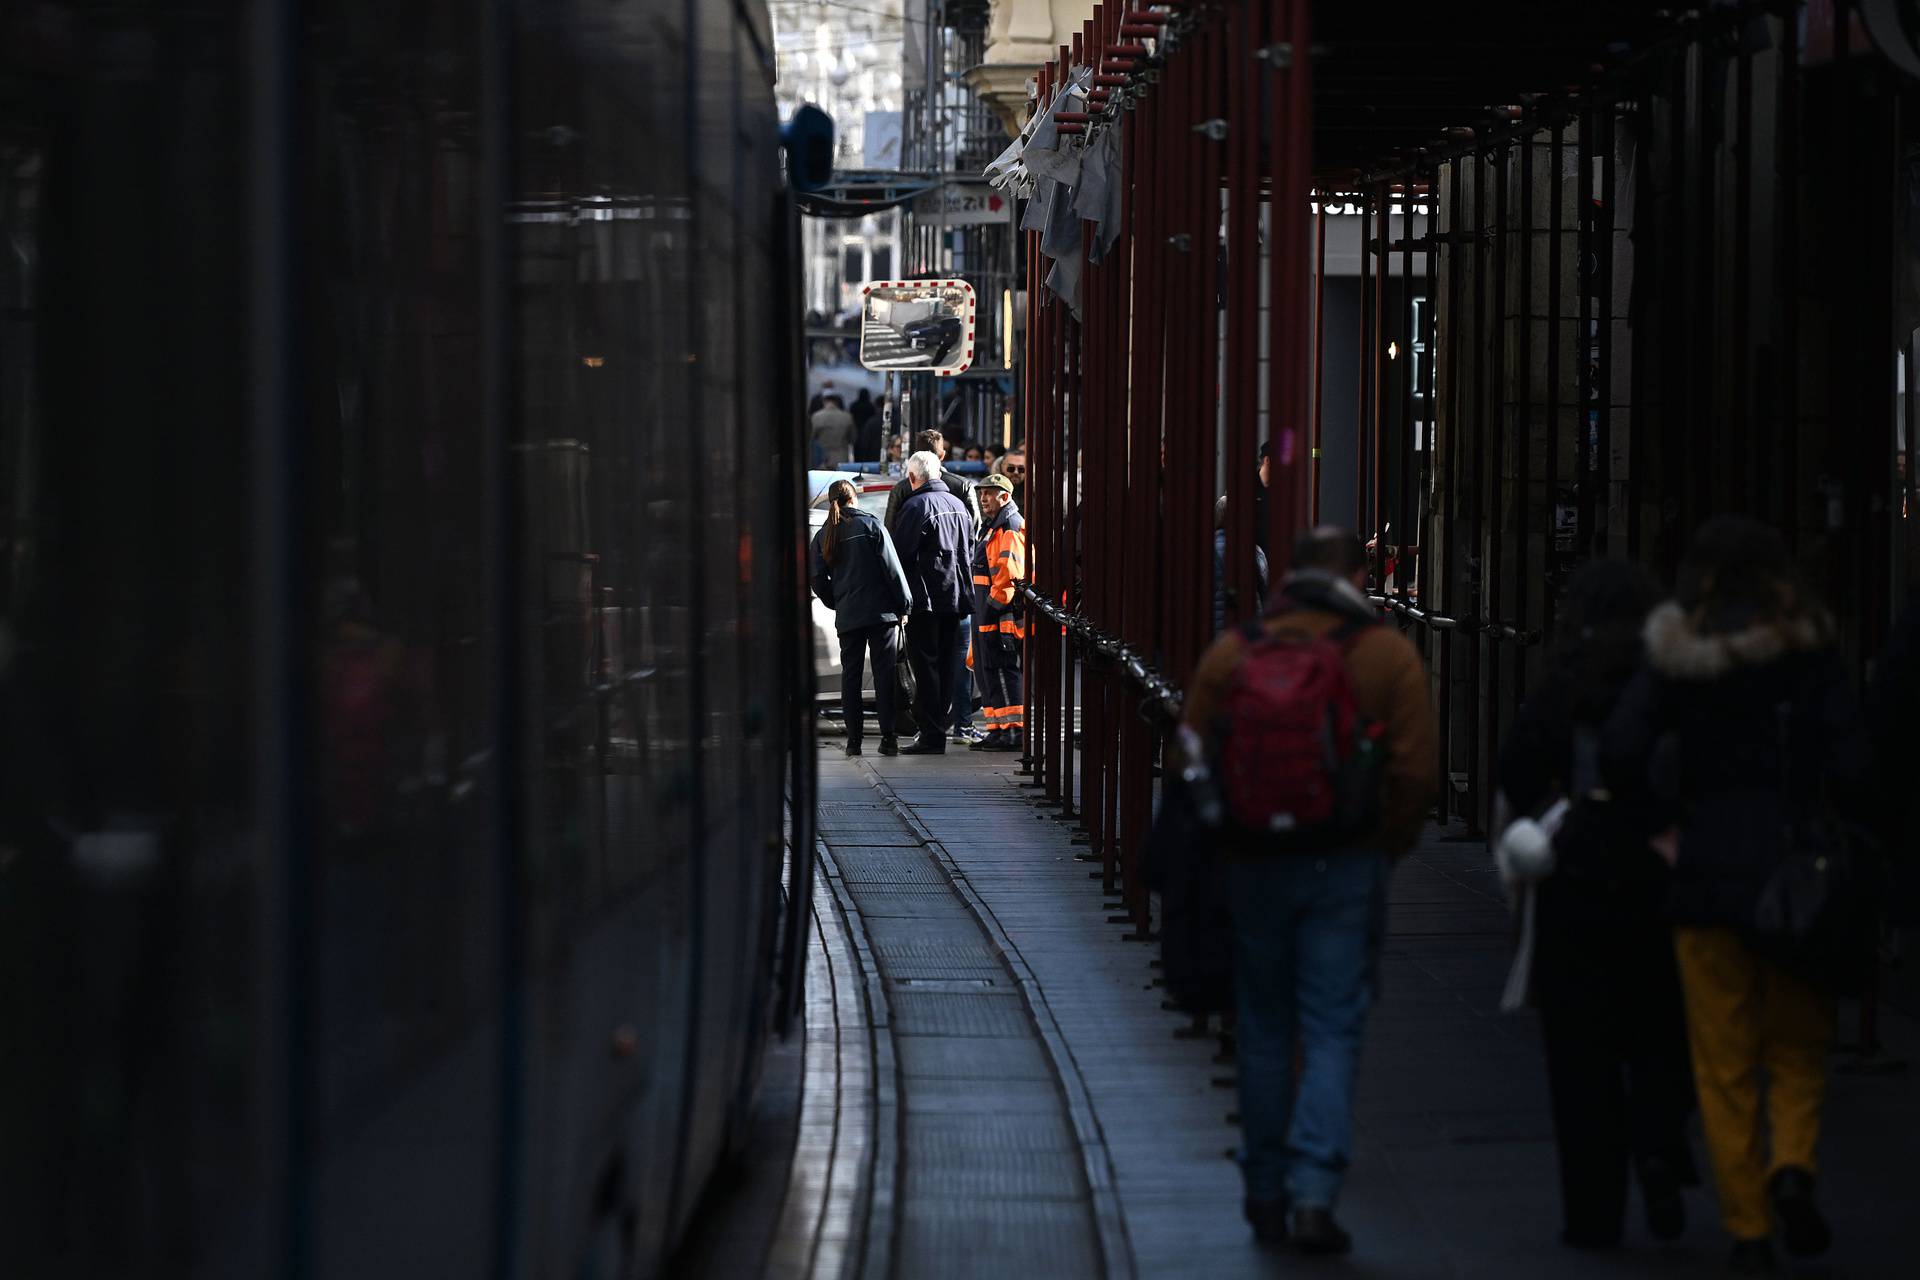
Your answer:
[885,430,982,743]
[810,480,913,757]
[885,433,906,476]
[807,379,836,417]
[1601,516,1873,1275]
[998,445,1027,512]
[889,450,974,755]
[970,473,1027,751]
[810,395,856,467]
[1179,526,1438,1254]
[1212,494,1270,635]
[1497,560,1694,1251]
[850,387,880,460]
[885,428,981,532]
[1254,440,1272,555]
[964,444,985,463]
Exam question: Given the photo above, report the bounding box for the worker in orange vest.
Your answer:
[970,473,1027,751]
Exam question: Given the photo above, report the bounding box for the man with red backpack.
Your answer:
[1179,526,1438,1255]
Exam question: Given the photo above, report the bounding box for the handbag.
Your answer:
[1751,702,1881,992]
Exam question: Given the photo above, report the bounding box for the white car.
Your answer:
[806,472,908,717]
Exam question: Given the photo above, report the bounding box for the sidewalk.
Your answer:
[855,746,1919,1278]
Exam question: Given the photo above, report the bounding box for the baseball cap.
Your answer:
[980,473,1015,494]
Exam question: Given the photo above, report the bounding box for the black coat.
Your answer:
[809,508,912,633]
[1600,603,1873,929]
[851,397,880,461]
[890,484,975,616]
[1501,666,1669,905]
[885,469,980,536]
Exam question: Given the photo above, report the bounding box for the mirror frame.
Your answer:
[856,278,978,377]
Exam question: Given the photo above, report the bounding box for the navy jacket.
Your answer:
[885,470,980,535]
[890,483,974,615]
[810,508,912,634]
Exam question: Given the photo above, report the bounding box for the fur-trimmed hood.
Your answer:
[1643,600,1833,681]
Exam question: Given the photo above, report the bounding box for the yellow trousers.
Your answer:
[1673,927,1834,1240]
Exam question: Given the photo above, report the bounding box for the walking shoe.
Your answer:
[1639,1155,1686,1241]
[1242,1196,1289,1247]
[878,736,899,756]
[899,735,947,755]
[1288,1207,1352,1257]
[843,741,862,758]
[984,728,1024,752]
[1727,1238,1777,1273]
[953,725,987,744]
[1768,1167,1831,1257]
[968,729,1004,751]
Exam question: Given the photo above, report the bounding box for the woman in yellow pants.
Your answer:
[1602,517,1873,1275]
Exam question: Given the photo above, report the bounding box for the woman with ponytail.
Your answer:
[810,480,914,756]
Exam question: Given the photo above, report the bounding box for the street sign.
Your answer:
[914,182,1012,226]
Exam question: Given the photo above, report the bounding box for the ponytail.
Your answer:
[822,480,858,563]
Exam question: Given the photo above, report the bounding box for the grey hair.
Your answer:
[906,450,942,484]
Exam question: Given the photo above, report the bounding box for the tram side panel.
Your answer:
[0,1,798,1276]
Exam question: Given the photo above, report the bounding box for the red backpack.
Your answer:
[1217,618,1385,847]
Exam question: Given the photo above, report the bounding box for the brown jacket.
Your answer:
[1182,576,1439,855]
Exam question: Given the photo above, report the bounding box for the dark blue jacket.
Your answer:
[810,508,912,633]
[890,483,974,615]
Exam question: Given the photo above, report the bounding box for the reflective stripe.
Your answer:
[972,574,992,585]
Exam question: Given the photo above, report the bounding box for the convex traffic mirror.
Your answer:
[857,280,977,376]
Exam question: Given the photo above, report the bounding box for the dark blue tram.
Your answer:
[0,2,816,1276]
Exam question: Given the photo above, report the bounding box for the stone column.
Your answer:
[966,0,1097,137]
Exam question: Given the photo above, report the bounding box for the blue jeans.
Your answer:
[1229,850,1389,1208]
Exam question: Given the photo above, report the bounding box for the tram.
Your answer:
[0,2,816,1276]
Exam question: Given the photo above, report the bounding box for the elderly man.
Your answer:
[889,450,975,754]
[970,473,1028,751]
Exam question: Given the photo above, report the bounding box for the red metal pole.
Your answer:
[1223,0,1259,624]
[1312,199,1328,527]
[1025,62,1049,782]
[1265,0,1311,569]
